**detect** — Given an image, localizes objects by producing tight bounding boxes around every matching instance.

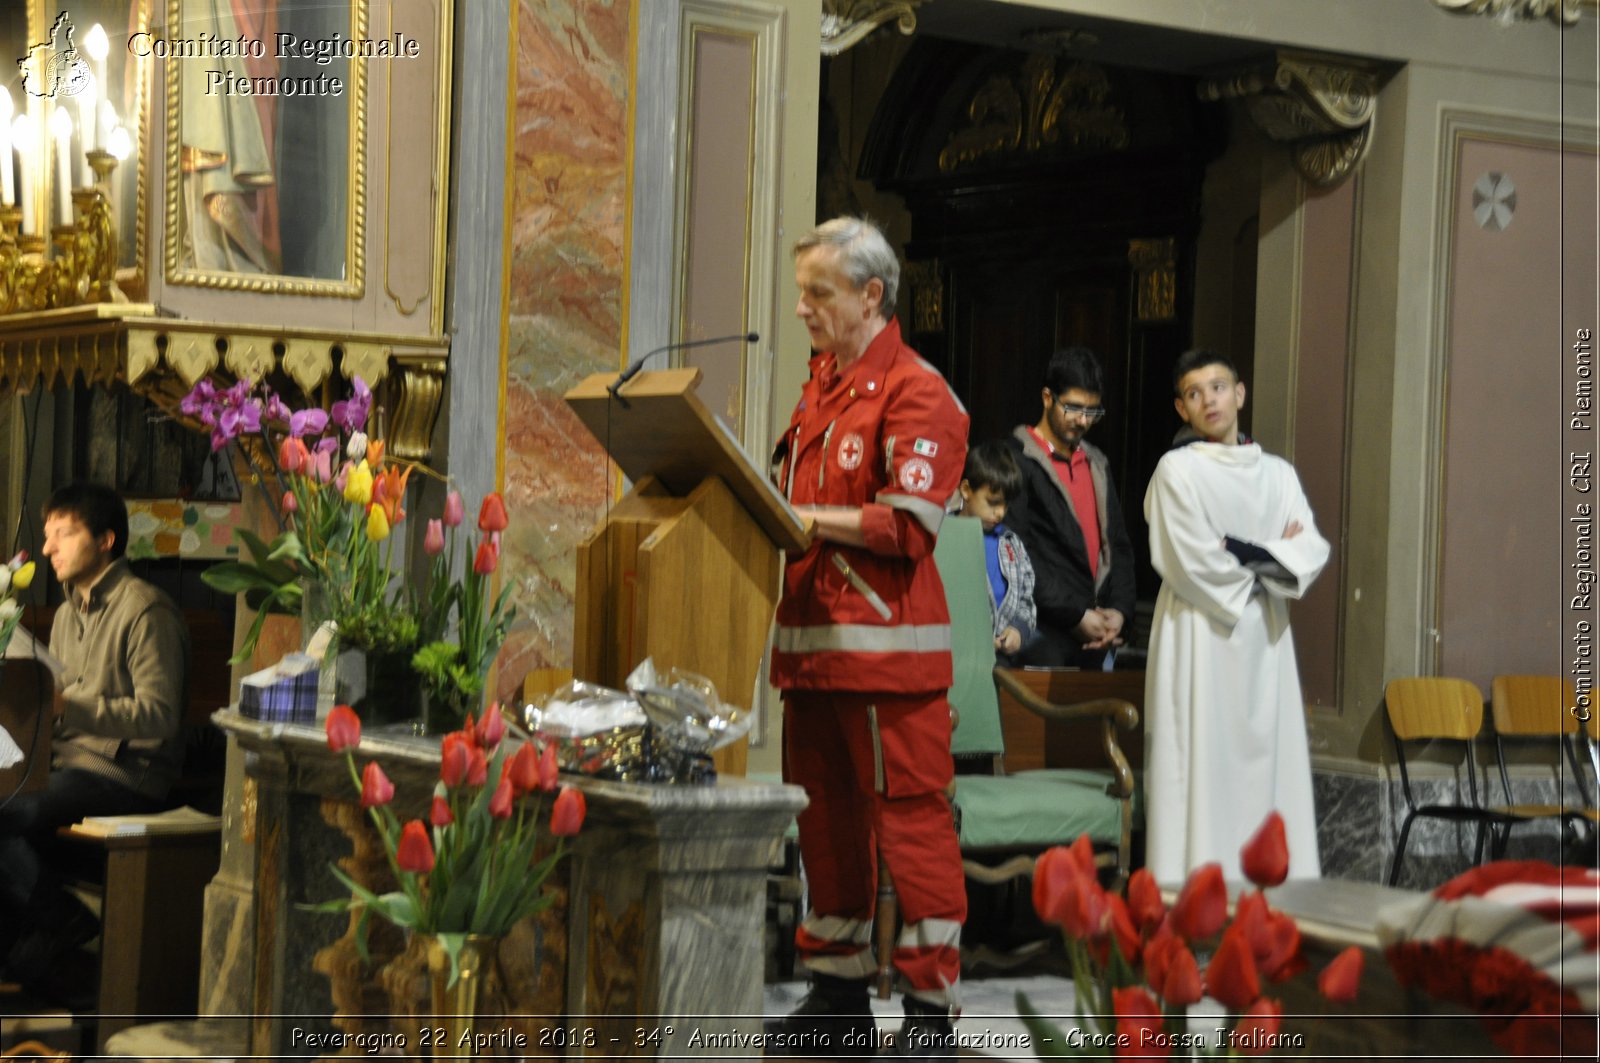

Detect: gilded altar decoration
[1432,0,1584,25]
[1128,238,1177,323]
[819,0,926,56]
[1019,813,1367,1058]
[1200,51,1381,187]
[940,55,1128,174]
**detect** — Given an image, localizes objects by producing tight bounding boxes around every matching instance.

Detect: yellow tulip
[344,460,374,506]
[11,560,34,590]
[366,503,391,542]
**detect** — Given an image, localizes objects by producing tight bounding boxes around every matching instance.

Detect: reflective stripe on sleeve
[773,623,953,655]
[876,491,947,535]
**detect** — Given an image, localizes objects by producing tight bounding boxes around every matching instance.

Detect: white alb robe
[1143,442,1329,885]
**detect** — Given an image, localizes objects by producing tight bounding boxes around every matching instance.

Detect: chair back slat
[1385,677,1483,740]
[1490,675,1578,736]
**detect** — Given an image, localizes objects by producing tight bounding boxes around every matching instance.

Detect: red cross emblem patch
[837,432,864,471]
[899,457,934,493]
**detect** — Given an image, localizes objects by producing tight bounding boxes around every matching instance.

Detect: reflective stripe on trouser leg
[795,914,876,980]
[895,917,963,1011]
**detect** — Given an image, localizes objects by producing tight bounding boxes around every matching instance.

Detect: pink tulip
[424,519,445,556]
[360,762,395,808]
[282,491,298,515]
[443,490,465,528]
[476,703,506,748]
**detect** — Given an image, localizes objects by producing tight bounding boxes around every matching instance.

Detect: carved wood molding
[1200,51,1381,187]
[1432,0,1584,25]
[940,55,1129,174]
[820,0,925,56]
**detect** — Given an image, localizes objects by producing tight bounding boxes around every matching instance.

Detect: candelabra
[0,152,123,315]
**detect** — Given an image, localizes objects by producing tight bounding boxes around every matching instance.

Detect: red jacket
[771,320,969,693]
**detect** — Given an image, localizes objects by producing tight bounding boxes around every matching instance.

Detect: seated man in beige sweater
[0,482,189,1003]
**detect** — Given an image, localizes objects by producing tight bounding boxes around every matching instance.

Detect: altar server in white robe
[1144,349,1329,884]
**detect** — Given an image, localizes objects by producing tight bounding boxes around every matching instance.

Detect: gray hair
[793,216,899,321]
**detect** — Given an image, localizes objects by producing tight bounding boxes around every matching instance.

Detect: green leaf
[1016,992,1080,1058]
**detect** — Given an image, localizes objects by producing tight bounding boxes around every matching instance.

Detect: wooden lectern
[565,368,808,776]
[0,658,54,795]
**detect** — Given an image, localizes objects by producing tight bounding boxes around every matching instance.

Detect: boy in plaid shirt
[957,440,1036,664]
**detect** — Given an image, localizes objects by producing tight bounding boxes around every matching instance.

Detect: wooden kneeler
[565,367,808,776]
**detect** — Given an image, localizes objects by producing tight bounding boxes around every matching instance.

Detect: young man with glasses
[1004,346,1136,669]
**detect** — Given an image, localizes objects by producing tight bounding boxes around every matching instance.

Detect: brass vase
[425,934,501,1059]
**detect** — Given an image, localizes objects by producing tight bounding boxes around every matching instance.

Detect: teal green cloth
[934,515,1005,758]
[954,770,1130,851]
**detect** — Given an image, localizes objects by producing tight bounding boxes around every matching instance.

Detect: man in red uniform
[768,217,968,1061]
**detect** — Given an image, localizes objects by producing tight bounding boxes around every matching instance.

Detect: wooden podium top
[566,368,808,554]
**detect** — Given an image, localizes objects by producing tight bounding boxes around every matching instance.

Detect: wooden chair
[934,517,1142,970]
[1486,675,1599,858]
[1384,677,1517,886]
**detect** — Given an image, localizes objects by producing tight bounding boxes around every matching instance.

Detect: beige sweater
[50,559,190,799]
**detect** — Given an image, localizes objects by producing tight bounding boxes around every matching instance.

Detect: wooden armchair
[933,518,1144,970]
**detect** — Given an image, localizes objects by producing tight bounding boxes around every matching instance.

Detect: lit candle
[51,105,72,223]
[76,85,96,186]
[13,113,35,232]
[83,25,109,158]
[0,90,13,209]
[100,101,118,161]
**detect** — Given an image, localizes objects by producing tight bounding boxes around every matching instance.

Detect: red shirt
[1028,427,1101,579]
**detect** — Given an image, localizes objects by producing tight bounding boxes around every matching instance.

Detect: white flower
[0,568,10,596]
[0,599,18,620]
[346,431,369,461]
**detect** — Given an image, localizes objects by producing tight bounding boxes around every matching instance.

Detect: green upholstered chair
[934,516,1142,968]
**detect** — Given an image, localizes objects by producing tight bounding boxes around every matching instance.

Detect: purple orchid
[289,406,330,438]
[331,377,372,433]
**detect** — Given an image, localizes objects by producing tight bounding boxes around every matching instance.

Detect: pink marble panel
[497,0,630,701]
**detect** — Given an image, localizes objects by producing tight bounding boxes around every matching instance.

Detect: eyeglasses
[1053,398,1106,422]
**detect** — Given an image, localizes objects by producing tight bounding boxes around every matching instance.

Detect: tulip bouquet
[1021,813,1364,1058]
[315,702,587,984]
[0,551,38,656]
[410,490,517,731]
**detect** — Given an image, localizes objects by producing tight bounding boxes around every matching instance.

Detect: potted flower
[314,702,586,1052]
[411,491,517,733]
[0,551,38,657]
[1021,813,1365,1058]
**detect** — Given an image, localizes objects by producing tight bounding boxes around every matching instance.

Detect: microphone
[608,332,761,404]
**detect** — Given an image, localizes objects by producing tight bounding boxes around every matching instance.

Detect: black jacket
[1004,425,1137,667]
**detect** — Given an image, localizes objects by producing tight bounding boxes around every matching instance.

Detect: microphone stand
[607,332,760,408]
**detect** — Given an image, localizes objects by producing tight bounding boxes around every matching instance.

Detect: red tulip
[508,742,541,795]
[466,746,489,787]
[360,762,395,808]
[478,492,509,532]
[1171,863,1227,941]
[1232,997,1283,1056]
[537,742,560,792]
[551,786,586,836]
[1126,868,1165,934]
[1066,833,1097,877]
[1257,909,1307,982]
[473,539,499,575]
[424,518,445,556]
[1317,945,1365,1003]
[443,490,465,528]
[1156,939,1203,1006]
[1206,923,1262,1011]
[1100,894,1140,965]
[1143,929,1181,994]
[1034,847,1106,939]
[281,490,298,515]
[476,702,506,749]
[439,733,471,787]
[395,820,435,873]
[1111,987,1165,1058]
[325,705,361,752]
[1240,811,1289,888]
[488,776,515,819]
[429,794,453,827]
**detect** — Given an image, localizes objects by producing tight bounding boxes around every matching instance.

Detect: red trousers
[783,690,966,1008]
